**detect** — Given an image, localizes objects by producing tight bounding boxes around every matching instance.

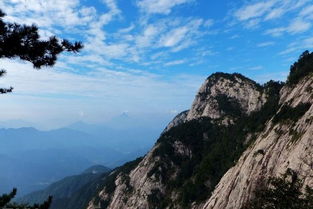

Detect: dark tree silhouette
[287,50,313,85]
[0,9,83,93]
[0,188,52,209]
[0,69,12,94]
[0,188,16,207]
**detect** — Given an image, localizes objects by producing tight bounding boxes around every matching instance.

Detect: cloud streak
[137,0,192,15]
[0,58,203,126]
[234,0,312,34]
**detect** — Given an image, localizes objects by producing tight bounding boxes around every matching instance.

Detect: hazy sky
[0,0,312,128]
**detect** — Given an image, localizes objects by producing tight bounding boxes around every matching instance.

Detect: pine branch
[0,188,17,207]
[0,87,13,94]
[0,69,6,77]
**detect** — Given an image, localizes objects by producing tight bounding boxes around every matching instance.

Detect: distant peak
[82,165,110,174]
[120,112,130,118]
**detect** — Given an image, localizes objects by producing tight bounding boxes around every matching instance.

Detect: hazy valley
[0,115,167,196]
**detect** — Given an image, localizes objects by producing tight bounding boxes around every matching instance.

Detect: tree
[242,169,313,209]
[0,188,52,209]
[0,8,83,209]
[287,50,313,85]
[0,9,83,93]
[0,188,16,207]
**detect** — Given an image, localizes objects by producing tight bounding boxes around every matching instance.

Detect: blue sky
[0,0,312,129]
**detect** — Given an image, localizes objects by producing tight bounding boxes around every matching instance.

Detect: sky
[0,0,313,129]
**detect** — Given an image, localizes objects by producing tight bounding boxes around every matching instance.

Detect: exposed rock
[163,110,189,133]
[201,76,313,209]
[187,73,266,123]
[164,73,267,131]
[87,146,168,209]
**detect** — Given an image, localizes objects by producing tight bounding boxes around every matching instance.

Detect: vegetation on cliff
[287,50,313,85]
[242,169,313,209]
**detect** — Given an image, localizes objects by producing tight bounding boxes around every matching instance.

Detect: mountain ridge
[85,70,285,209]
[18,165,111,209]
[27,51,313,209]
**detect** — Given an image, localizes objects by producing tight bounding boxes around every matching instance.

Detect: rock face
[201,76,313,209]
[164,73,267,132]
[86,72,313,209]
[186,73,266,122]
[163,110,189,133]
[87,145,168,209]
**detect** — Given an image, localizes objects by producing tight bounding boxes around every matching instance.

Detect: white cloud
[0,0,123,64]
[0,58,203,126]
[303,37,313,46]
[265,18,311,36]
[264,27,286,37]
[0,0,214,70]
[245,18,261,29]
[230,34,240,39]
[233,0,312,33]
[0,0,95,28]
[203,19,214,28]
[287,18,311,33]
[137,0,192,15]
[234,1,276,21]
[257,41,275,47]
[264,8,284,20]
[159,27,189,47]
[300,5,313,19]
[135,25,160,48]
[279,37,313,55]
[164,60,186,66]
[91,16,210,64]
[158,19,203,52]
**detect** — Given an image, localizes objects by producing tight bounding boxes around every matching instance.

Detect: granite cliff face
[163,73,267,131]
[186,73,266,122]
[163,110,189,133]
[86,53,313,209]
[201,76,313,209]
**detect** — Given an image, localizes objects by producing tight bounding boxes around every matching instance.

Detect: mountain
[0,120,36,129]
[0,127,145,196]
[83,52,313,209]
[82,165,111,174]
[18,165,111,209]
[66,118,163,154]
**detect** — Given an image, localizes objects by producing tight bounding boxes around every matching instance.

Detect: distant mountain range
[0,120,36,129]
[0,116,165,196]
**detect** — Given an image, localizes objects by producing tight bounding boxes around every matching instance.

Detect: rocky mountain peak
[186,72,266,123]
[163,73,267,132]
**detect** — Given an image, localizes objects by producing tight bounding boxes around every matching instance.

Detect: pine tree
[0,8,83,93]
[0,188,52,209]
[0,188,16,208]
[242,169,313,209]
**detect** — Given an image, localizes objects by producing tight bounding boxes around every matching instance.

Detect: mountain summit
[164,73,267,132]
